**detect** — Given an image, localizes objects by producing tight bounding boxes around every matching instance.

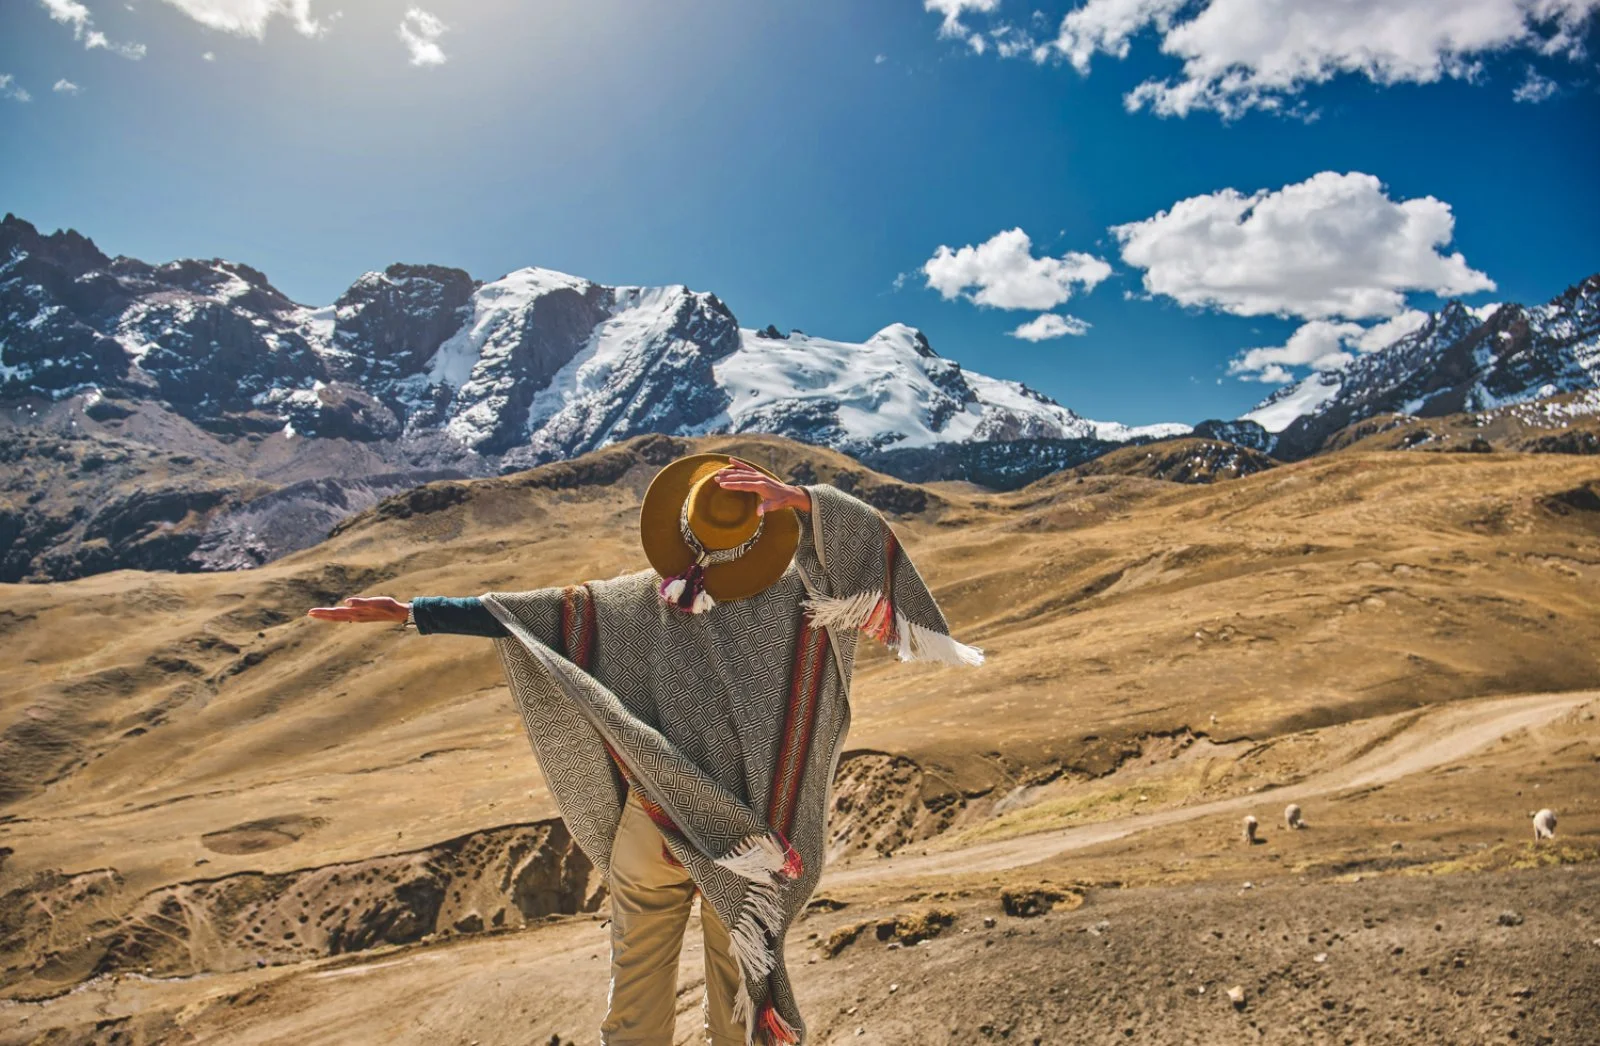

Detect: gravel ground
[799,865,1600,1046]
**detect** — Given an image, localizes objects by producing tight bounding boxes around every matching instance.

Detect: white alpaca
[1242,815,1259,844]
[1533,808,1557,841]
[1285,804,1304,830]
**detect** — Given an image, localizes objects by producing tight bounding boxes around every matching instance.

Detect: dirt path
[827,689,1594,883]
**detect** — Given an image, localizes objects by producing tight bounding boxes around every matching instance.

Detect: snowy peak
[1242,371,1344,434]
[509,281,739,463]
[717,323,999,454]
[712,322,1157,457]
[0,212,1175,471]
[1244,274,1600,457]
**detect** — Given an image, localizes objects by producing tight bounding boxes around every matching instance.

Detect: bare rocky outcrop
[0,819,599,991]
[827,752,974,859]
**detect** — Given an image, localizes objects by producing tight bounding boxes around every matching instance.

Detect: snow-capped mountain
[1242,276,1600,458]
[0,214,1171,467]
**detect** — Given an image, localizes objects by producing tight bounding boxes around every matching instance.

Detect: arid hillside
[3,433,1598,1044]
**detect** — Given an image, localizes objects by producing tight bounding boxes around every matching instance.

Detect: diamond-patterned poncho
[481,483,982,1044]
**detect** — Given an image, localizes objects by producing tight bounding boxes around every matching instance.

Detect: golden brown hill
[3,433,1600,1024]
[1066,436,1277,483]
[1324,388,1600,456]
[5,431,1600,843]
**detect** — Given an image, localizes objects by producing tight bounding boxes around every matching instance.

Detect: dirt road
[827,690,1594,883]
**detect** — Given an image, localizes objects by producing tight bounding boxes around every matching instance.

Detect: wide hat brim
[639,453,800,603]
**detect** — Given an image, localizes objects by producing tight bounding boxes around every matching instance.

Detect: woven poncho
[480,483,982,1045]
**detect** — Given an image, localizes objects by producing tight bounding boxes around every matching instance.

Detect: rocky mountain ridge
[1242,275,1600,458]
[3,212,1598,582]
[0,214,1174,464]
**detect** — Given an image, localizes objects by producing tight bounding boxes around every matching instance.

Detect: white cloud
[87,31,146,58]
[39,0,92,35]
[202,51,216,61]
[924,228,1113,311]
[1230,319,1367,378]
[991,23,1043,59]
[1112,171,1494,320]
[1053,0,1187,73]
[1245,364,1294,384]
[398,7,447,67]
[157,0,326,38]
[1,74,33,103]
[874,53,887,64]
[1229,309,1430,381]
[53,78,82,94]
[1348,308,1430,351]
[38,0,145,58]
[977,0,1600,118]
[925,0,999,52]
[1512,67,1558,101]
[1010,313,1092,341]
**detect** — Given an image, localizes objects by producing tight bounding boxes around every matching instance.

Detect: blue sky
[2,0,1598,425]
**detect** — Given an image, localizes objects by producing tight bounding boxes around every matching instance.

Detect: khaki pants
[601,794,744,1046]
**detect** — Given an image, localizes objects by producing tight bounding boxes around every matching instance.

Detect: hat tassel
[659,559,717,615]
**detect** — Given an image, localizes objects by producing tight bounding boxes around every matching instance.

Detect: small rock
[886,942,901,950]
[983,916,996,929]
[1242,882,1254,890]
[1498,911,1524,927]
[1227,985,1246,1009]
[1391,841,1404,851]
[889,983,899,994]
[855,1028,864,1037]
[1313,953,1327,963]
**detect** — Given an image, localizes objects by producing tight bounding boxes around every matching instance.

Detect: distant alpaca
[1533,809,1557,841]
[1242,815,1260,844]
[1285,804,1304,830]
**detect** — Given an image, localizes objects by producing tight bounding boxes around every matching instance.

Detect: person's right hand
[306,596,410,624]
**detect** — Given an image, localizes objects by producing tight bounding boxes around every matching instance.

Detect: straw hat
[640,453,800,612]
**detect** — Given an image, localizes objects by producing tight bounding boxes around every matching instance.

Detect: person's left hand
[713,458,810,515]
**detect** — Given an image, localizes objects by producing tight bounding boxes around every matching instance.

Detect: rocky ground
[2,434,1599,1044]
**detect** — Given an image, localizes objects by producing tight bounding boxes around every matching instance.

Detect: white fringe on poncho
[482,483,982,1044]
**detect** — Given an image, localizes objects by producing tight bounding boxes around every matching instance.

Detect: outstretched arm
[306,595,509,637]
[306,596,410,625]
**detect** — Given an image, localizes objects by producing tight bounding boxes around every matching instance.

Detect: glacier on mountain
[1,210,1184,466]
[1239,276,1600,455]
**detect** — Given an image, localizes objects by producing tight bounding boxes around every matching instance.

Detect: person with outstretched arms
[308,454,982,1046]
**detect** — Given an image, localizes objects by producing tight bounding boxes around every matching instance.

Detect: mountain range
[0,214,1178,463]
[1,212,1596,581]
[1243,280,1600,458]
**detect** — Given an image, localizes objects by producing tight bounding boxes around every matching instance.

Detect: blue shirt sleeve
[410,596,508,638]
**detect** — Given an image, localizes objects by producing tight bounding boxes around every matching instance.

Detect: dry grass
[2,432,1600,1042]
